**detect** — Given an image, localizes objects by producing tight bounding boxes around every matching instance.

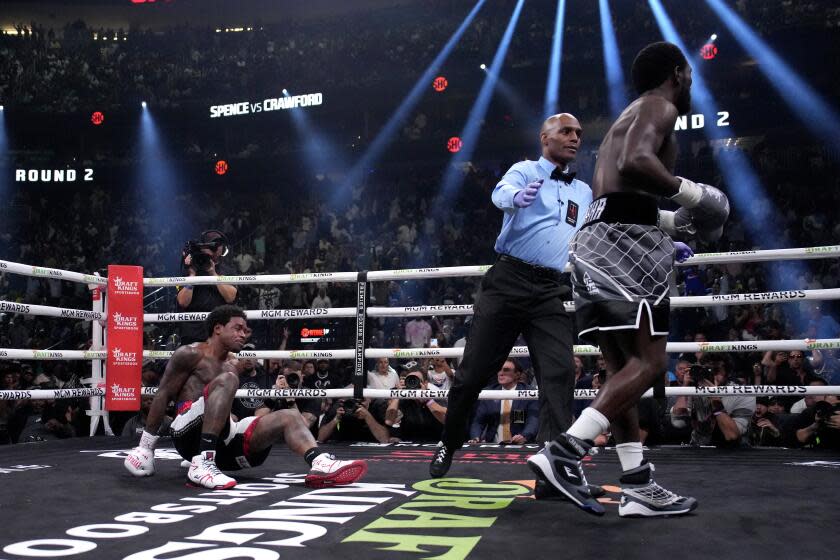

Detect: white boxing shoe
[618,462,698,518]
[305,453,367,488]
[187,451,237,489]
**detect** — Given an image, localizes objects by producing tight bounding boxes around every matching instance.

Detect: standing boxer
[528,42,727,517]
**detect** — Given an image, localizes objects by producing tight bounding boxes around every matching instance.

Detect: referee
[430,113,592,477]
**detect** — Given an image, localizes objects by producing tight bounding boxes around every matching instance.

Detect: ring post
[87,272,111,435]
[353,271,368,400]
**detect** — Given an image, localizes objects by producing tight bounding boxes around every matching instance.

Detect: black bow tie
[551,168,576,184]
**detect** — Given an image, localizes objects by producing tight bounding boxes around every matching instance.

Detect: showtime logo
[301,326,329,343]
[112,276,141,295]
[110,383,137,401]
[111,312,139,331]
[111,347,138,365]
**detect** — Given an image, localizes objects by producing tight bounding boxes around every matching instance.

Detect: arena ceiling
[1,0,423,32]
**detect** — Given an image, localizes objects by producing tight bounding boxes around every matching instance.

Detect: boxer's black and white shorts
[570,219,675,345]
[171,397,271,470]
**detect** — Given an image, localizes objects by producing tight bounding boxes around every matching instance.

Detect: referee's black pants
[442,256,576,449]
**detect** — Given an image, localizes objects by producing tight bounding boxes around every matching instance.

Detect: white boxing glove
[124,431,158,477]
[658,208,696,240]
[671,177,729,241]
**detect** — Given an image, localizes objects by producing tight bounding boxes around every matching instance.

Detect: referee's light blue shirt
[492,156,593,271]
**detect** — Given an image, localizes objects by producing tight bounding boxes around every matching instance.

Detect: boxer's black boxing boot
[534,478,606,500]
[527,434,605,516]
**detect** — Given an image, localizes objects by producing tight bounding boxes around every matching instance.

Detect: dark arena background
[1,1,840,559]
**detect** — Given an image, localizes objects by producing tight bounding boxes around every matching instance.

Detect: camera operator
[792,393,840,450]
[266,358,285,384]
[317,391,390,443]
[387,366,446,442]
[257,369,321,433]
[670,356,755,448]
[176,230,238,345]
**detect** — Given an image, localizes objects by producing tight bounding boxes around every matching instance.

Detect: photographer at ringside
[176,230,238,345]
[386,365,446,442]
[669,355,755,448]
[791,393,840,450]
[257,368,322,433]
[317,390,390,443]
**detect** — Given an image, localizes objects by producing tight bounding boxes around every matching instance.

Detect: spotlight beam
[704,0,840,153]
[599,0,628,118]
[647,0,801,285]
[137,107,187,269]
[441,0,526,199]
[335,0,487,199]
[286,90,345,175]
[543,0,567,118]
[496,76,541,126]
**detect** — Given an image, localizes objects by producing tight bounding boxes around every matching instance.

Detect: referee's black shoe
[429,441,454,478]
[527,434,605,516]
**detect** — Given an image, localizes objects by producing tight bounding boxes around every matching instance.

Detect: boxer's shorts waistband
[581,192,659,229]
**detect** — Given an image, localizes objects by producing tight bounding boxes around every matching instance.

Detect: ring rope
[3,286,838,325]
[2,338,838,362]
[141,245,840,286]
[0,259,107,285]
[143,308,357,323]
[144,271,359,287]
[365,288,840,318]
[3,385,840,401]
[137,288,840,323]
[5,246,838,288]
[361,386,840,399]
[0,300,105,321]
[0,349,102,360]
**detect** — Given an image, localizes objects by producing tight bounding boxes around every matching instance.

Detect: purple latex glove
[674,241,694,263]
[513,179,543,208]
